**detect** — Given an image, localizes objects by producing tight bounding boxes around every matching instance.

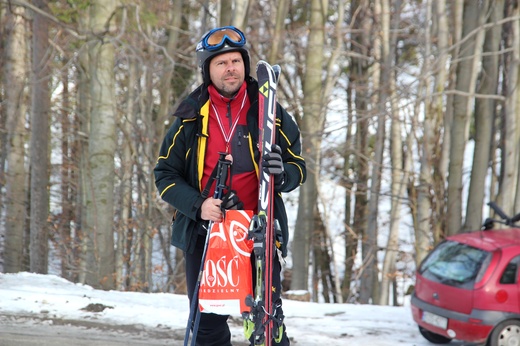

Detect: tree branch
[4,0,85,39]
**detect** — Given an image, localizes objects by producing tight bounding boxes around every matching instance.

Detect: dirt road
[0,314,181,346]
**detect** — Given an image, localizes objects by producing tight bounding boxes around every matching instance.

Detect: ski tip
[273,65,281,82]
[256,61,282,82]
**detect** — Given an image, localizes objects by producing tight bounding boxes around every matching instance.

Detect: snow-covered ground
[0,272,450,345]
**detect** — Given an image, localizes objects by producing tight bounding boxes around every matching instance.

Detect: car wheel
[418,326,452,344]
[490,320,520,346]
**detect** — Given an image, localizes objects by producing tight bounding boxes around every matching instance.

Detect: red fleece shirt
[202,82,258,211]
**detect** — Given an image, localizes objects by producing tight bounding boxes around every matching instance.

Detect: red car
[411,203,520,346]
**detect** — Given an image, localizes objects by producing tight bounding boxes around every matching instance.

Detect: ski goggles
[200,26,246,52]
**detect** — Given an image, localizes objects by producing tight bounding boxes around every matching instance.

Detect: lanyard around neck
[211,91,248,152]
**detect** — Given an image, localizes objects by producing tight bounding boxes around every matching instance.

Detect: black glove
[221,190,244,210]
[263,144,285,191]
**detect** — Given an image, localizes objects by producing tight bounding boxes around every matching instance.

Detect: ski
[244,60,281,346]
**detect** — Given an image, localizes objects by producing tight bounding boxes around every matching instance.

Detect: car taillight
[495,289,508,303]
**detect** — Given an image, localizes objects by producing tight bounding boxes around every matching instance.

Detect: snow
[0,272,441,345]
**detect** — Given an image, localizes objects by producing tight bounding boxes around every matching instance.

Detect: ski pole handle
[214,152,232,200]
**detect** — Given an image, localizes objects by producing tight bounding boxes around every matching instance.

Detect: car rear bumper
[411,292,494,343]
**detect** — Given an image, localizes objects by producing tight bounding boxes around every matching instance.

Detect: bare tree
[511,3,520,211]
[220,0,232,26]
[57,56,78,281]
[345,0,372,303]
[218,0,250,29]
[3,4,29,273]
[268,0,289,64]
[83,0,118,290]
[116,57,137,289]
[500,0,520,213]
[29,0,50,274]
[0,3,6,231]
[415,0,451,264]
[378,0,405,306]
[233,0,250,29]
[435,0,463,242]
[359,0,388,305]
[292,0,328,292]
[341,85,356,302]
[447,0,488,236]
[76,3,91,284]
[464,0,504,231]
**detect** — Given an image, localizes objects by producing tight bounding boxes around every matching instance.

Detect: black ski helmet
[196,26,251,85]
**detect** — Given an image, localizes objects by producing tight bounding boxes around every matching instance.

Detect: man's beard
[216,74,242,98]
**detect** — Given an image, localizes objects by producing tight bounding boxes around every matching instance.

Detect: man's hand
[221,190,243,210]
[200,197,223,222]
[263,144,284,175]
[263,144,285,190]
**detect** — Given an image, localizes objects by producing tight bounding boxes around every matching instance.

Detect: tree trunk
[84,0,118,290]
[76,12,91,284]
[140,62,157,293]
[58,59,76,281]
[348,0,372,303]
[379,0,404,306]
[29,0,50,274]
[341,83,356,302]
[515,24,520,211]
[292,0,328,293]
[219,0,232,27]
[117,59,137,289]
[447,0,487,236]
[465,0,504,231]
[431,0,463,244]
[512,2,520,210]
[152,0,189,292]
[313,203,340,303]
[268,0,289,63]
[360,0,384,304]
[415,0,450,265]
[155,0,183,142]
[0,1,5,215]
[232,0,250,30]
[500,0,520,214]
[4,4,28,273]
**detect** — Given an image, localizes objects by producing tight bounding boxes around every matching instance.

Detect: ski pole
[184,152,231,346]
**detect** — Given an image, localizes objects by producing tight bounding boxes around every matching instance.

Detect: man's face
[209,51,245,98]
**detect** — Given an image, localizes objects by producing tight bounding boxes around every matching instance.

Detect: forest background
[1,0,519,307]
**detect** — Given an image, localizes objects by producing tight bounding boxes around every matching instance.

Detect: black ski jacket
[154,76,306,256]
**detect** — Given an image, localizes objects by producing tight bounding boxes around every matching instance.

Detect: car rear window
[500,256,520,284]
[419,240,491,289]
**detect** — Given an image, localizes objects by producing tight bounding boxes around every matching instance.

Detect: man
[154,26,306,346]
